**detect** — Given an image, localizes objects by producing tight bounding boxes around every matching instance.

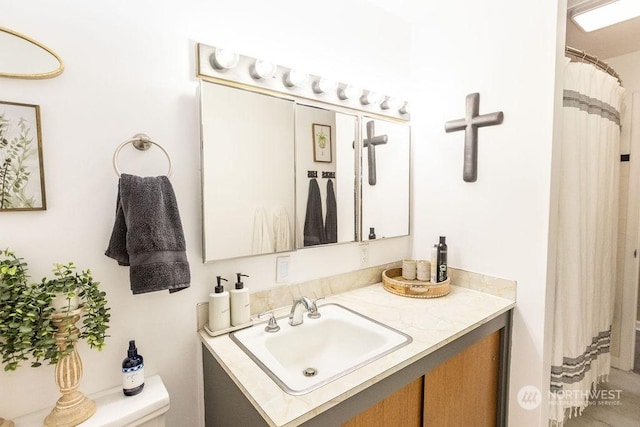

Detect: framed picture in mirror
[312,123,332,163]
[0,100,46,211]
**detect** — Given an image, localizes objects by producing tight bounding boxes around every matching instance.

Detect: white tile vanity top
[199,283,515,427]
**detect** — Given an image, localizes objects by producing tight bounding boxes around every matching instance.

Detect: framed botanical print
[0,101,46,211]
[312,123,332,163]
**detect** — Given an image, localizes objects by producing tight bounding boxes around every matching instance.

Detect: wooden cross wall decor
[444,92,504,182]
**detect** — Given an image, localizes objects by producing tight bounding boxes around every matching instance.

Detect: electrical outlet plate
[276,256,290,283]
[359,243,369,268]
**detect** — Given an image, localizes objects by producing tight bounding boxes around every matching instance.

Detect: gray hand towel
[105,174,190,294]
[325,179,337,244]
[303,178,325,247]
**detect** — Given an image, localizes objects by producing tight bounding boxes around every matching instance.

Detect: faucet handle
[258,311,280,333]
[307,297,324,319]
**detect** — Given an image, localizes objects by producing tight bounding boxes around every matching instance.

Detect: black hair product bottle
[437,236,448,283]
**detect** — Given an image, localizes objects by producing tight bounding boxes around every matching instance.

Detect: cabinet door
[342,377,423,427]
[423,331,500,426]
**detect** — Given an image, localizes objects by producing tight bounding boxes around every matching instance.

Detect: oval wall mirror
[0,26,64,79]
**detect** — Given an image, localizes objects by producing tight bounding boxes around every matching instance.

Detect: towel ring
[113,133,173,177]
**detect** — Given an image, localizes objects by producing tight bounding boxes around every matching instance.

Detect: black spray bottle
[437,236,448,283]
[122,340,144,396]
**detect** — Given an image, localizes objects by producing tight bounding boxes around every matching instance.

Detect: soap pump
[209,276,230,332]
[230,273,250,326]
[122,340,144,396]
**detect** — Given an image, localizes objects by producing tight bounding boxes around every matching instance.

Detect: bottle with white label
[230,273,250,326]
[209,276,230,332]
[122,340,144,396]
[430,244,438,282]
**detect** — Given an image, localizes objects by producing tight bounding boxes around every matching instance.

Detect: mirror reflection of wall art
[0,101,46,211]
[312,123,332,163]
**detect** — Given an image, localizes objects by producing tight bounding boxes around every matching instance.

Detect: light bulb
[211,48,240,70]
[284,69,309,87]
[338,85,362,100]
[361,91,383,105]
[381,97,402,110]
[313,78,337,94]
[250,59,277,79]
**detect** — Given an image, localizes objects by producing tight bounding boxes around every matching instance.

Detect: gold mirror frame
[0,26,64,79]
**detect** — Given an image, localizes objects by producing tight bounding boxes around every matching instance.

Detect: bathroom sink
[229,303,412,395]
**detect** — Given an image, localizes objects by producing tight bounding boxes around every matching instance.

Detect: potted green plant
[41,261,111,357]
[0,249,110,371]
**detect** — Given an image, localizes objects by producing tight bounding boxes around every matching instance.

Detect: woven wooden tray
[382,267,450,298]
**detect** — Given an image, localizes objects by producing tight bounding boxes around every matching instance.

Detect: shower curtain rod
[565,46,622,85]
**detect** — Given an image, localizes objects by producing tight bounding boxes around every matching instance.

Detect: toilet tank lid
[79,374,170,427]
[12,374,170,427]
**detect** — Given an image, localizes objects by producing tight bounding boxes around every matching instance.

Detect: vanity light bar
[196,43,410,121]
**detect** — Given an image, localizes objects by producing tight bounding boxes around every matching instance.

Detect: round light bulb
[339,85,362,100]
[211,48,240,70]
[284,69,309,87]
[313,78,337,94]
[250,59,277,79]
[381,97,402,110]
[362,91,384,105]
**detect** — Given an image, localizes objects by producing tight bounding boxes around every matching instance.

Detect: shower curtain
[549,60,625,425]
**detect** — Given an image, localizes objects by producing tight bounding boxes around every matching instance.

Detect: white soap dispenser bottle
[209,276,230,332]
[230,273,250,326]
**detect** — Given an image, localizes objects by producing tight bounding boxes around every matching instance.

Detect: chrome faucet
[289,297,313,326]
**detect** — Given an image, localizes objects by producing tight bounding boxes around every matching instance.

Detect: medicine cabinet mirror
[200,82,410,263]
[361,117,411,240]
[295,104,357,248]
[201,82,295,261]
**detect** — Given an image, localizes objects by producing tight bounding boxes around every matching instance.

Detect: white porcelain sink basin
[230,303,412,395]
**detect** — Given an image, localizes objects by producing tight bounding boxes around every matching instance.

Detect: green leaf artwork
[316,128,327,149]
[0,101,45,211]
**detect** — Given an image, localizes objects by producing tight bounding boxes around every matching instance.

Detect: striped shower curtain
[549,60,625,425]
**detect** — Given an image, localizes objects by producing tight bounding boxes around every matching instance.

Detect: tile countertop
[199,283,515,427]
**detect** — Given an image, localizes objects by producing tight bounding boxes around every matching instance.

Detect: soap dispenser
[209,276,230,332]
[230,273,250,326]
[122,340,144,396]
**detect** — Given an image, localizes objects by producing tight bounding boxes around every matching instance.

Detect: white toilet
[13,374,170,427]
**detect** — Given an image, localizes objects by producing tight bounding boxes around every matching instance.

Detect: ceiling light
[312,78,336,94]
[399,102,410,115]
[338,85,362,100]
[250,59,277,79]
[211,48,240,70]
[361,91,384,105]
[284,69,309,87]
[571,0,640,32]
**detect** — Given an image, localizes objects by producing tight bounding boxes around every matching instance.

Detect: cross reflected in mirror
[445,93,504,182]
[363,120,388,186]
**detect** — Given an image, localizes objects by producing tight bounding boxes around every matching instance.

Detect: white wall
[608,50,640,95]
[0,0,412,424]
[408,0,565,425]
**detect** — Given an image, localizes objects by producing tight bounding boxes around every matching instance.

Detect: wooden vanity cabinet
[342,330,502,427]
[342,377,424,427]
[423,330,501,426]
[202,310,511,427]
